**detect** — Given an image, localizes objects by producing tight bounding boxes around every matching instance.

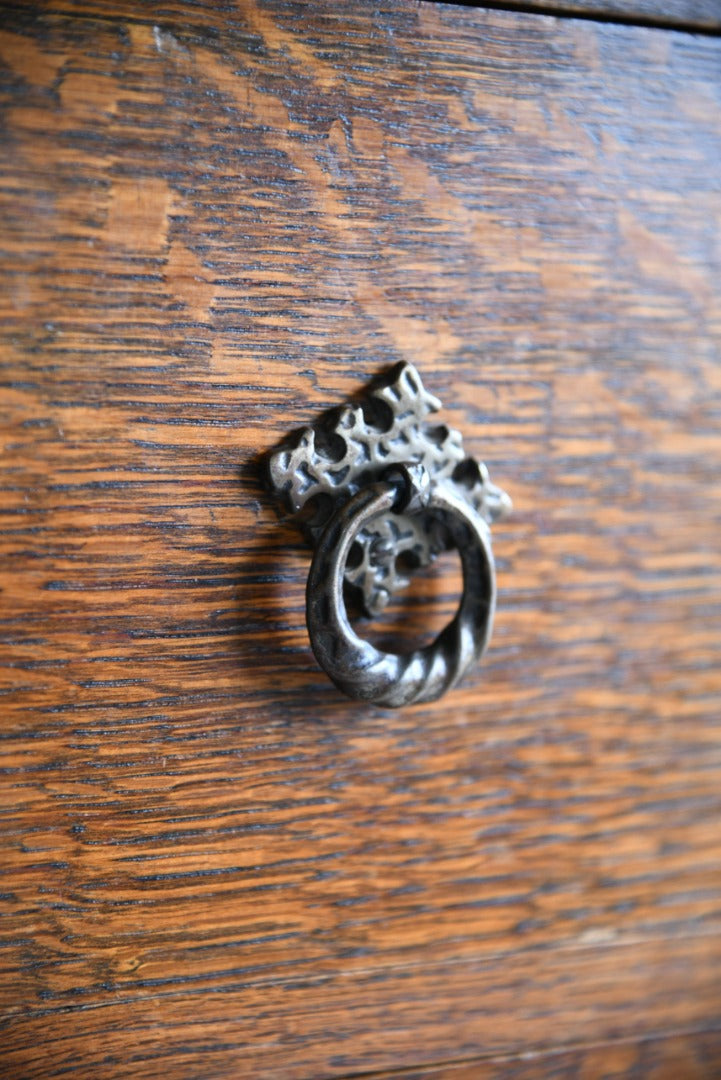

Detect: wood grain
[478,0,721,32]
[1,1,721,1077]
[367,1029,721,1079]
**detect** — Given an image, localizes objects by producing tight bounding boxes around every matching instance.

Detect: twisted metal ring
[306,464,497,708]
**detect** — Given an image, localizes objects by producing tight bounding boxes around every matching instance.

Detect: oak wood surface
[368,1030,721,1080]
[1,1,721,1077]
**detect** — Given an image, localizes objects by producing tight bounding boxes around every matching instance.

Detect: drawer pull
[267,363,510,706]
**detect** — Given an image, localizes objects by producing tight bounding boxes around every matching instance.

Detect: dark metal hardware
[266,362,510,706]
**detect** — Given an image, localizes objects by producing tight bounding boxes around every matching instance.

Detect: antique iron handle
[306,463,496,707]
[266,363,510,707]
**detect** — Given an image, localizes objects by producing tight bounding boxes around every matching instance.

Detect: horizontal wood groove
[348,1026,721,1079]
[2,0,720,35]
[1,0,720,39]
[346,1030,721,1078]
[438,1,721,34]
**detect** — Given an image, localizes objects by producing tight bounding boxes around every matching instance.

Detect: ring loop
[306,473,497,707]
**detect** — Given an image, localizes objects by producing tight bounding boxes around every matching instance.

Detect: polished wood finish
[369,1031,721,1079]
[1,2,721,1077]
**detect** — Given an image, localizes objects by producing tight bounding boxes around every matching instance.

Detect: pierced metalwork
[265,362,510,706]
[267,362,510,617]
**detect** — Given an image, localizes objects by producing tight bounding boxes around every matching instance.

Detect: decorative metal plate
[266,362,510,617]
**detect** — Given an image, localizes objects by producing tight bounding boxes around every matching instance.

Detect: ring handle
[306,464,496,708]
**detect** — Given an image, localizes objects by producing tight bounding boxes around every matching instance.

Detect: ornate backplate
[266,362,510,617]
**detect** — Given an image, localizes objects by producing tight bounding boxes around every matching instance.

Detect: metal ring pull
[306,464,496,707]
[266,362,510,707]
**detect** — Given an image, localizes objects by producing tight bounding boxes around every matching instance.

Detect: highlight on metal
[266,362,511,707]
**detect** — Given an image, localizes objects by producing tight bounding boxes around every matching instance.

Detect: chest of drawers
[2,1,720,1076]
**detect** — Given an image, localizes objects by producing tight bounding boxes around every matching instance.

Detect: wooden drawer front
[1,2,720,1076]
